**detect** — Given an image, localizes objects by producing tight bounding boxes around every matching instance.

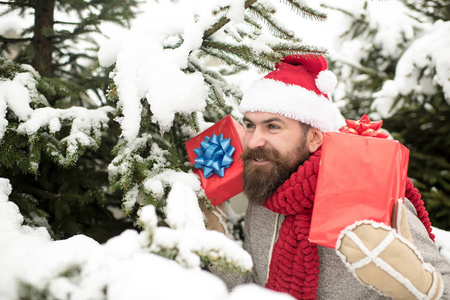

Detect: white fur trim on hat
[316,70,337,95]
[239,79,337,132]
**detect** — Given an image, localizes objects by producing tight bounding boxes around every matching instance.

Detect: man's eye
[245,123,255,129]
[268,124,279,130]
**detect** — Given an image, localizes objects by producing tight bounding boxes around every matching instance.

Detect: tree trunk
[33,0,55,78]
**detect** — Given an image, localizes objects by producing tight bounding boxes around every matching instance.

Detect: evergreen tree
[322,0,450,230]
[0,0,141,242]
[321,0,425,120]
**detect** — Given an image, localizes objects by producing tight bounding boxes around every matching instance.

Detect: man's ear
[308,128,323,153]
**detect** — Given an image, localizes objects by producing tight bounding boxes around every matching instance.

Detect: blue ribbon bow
[193,133,235,178]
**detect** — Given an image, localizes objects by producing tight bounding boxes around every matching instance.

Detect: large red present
[185,115,245,206]
[309,115,410,248]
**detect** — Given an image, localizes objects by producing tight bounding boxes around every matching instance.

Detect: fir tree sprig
[248,2,296,39]
[283,0,328,21]
[202,0,258,39]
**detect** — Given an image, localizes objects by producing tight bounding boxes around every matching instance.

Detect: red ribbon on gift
[339,114,389,139]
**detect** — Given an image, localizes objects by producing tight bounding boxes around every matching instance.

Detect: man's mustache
[240,148,283,163]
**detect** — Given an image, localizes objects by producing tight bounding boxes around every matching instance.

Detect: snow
[434,227,450,263]
[98,0,221,137]
[292,0,424,58]
[364,0,421,57]
[373,20,450,116]
[165,182,205,230]
[0,66,114,167]
[17,106,113,161]
[144,169,202,196]
[122,184,140,212]
[0,73,34,139]
[282,0,450,118]
[97,0,316,139]
[0,178,267,300]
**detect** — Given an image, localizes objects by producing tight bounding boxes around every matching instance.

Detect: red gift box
[185,115,245,206]
[309,117,409,248]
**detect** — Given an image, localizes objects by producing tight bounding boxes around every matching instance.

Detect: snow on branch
[0,178,260,299]
[140,182,253,272]
[372,21,450,117]
[98,0,316,140]
[0,66,114,168]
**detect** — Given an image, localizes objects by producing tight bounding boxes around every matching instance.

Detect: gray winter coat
[214,199,450,299]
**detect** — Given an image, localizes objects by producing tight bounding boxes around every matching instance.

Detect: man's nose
[245,129,266,149]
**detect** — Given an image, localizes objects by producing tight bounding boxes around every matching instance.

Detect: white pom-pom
[316,70,337,95]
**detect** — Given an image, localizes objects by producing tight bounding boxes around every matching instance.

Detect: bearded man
[205,55,450,299]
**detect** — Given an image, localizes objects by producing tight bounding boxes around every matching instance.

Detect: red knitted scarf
[263,149,435,300]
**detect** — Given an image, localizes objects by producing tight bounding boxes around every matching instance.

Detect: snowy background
[1,0,450,299]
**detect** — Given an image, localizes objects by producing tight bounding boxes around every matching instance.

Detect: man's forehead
[243,111,290,123]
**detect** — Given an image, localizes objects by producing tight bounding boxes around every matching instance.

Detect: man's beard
[241,142,310,205]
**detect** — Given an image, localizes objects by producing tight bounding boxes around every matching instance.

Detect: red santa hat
[239,54,338,132]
